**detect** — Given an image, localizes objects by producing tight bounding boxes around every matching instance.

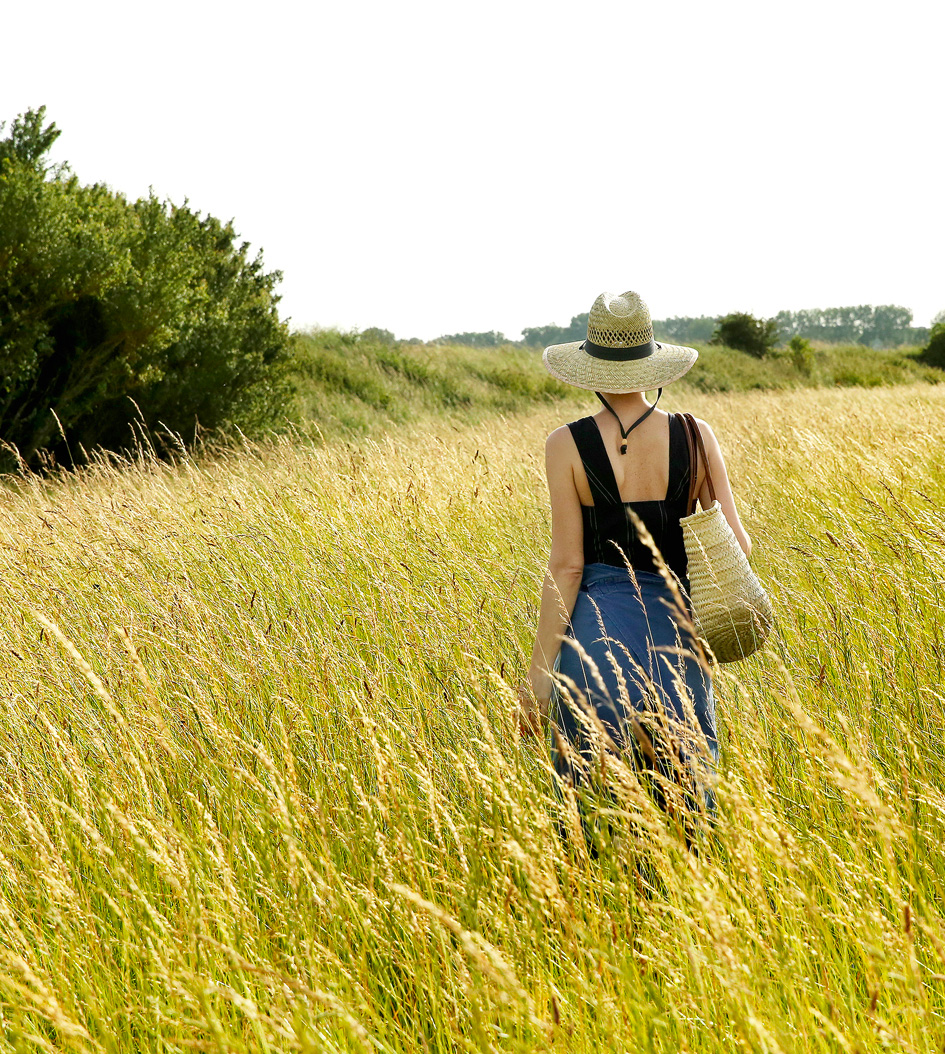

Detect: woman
[518,291,752,837]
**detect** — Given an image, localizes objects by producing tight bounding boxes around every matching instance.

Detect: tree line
[433,306,933,350]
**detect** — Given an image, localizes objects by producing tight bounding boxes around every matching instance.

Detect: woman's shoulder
[545,422,578,453]
[674,413,725,464]
[692,415,719,441]
[672,410,718,436]
[546,412,601,445]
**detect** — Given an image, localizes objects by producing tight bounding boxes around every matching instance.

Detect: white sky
[3,0,943,339]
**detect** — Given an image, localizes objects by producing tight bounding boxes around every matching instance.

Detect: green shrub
[788,335,816,376]
[710,312,780,358]
[374,346,434,385]
[463,361,569,402]
[373,345,473,406]
[300,346,393,409]
[0,107,290,470]
[919,322,945,370]
[832,368,883,388]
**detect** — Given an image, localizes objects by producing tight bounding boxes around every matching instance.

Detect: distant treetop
[521,314,588,348]
[432,330,510,348]
[774,305,926,347]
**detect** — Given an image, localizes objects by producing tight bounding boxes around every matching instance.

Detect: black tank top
[566,413,692,587]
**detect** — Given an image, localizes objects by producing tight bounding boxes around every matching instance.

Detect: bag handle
[683,414,699,515]
[682,412,717,512]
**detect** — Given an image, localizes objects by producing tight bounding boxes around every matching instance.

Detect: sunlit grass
[1,383,945,1051]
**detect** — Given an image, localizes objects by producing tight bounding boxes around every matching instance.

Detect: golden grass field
[1,383,945,1052]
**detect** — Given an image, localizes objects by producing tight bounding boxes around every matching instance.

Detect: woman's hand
[517,685,542,736]
[517,670,551,737]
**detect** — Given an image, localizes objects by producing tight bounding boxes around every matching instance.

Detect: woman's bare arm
[520,427,585,732]
[695,418,752,559]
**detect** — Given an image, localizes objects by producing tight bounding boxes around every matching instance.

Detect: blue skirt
[551,563,719,818]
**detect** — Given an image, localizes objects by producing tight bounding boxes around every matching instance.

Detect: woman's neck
[595,391,653,415]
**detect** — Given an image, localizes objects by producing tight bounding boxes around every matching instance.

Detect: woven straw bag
[679,413,773,663]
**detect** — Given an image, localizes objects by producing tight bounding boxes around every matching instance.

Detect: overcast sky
[3,0,943,340]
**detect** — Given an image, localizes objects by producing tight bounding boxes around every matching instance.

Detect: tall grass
[1,384,945,1050]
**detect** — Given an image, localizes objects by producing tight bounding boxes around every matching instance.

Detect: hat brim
[542,339,698,393]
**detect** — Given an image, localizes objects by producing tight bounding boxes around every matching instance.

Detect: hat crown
[587,291,653,348]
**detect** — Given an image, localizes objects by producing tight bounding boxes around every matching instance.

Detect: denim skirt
[551,563,719,816]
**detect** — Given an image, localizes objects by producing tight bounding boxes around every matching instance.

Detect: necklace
[595,388,663,454]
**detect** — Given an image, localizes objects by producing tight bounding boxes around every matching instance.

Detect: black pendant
[596,388,664,458]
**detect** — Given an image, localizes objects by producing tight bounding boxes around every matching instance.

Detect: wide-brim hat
[542,290,698,393]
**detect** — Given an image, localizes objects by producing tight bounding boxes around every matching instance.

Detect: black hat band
[581,337,657,361]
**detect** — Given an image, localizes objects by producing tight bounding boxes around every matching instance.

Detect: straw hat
[542,291,698,393]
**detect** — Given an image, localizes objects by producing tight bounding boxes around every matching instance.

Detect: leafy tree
[867,305,914,346]
[652,316,719,345]
[774,304,925,347]
[710,313,779,358]
[433,330,511,348]
[0,106,291,470]
[919,319,945,370]
[359,327,395,344]
[521,313,588,348]
[0,107,62,173]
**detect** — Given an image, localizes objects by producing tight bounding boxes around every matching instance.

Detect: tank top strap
[566,417,622,506]
[666,412,692,505]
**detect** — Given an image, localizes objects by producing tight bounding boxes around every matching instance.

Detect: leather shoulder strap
[566,417,621,506]
[682,413,717,509]
[682,414,698,515]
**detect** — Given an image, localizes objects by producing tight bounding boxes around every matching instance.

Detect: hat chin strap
[595,388,662,454]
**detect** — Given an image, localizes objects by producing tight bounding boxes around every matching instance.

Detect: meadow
[1,381,945,1051]
[289,329,941,439]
